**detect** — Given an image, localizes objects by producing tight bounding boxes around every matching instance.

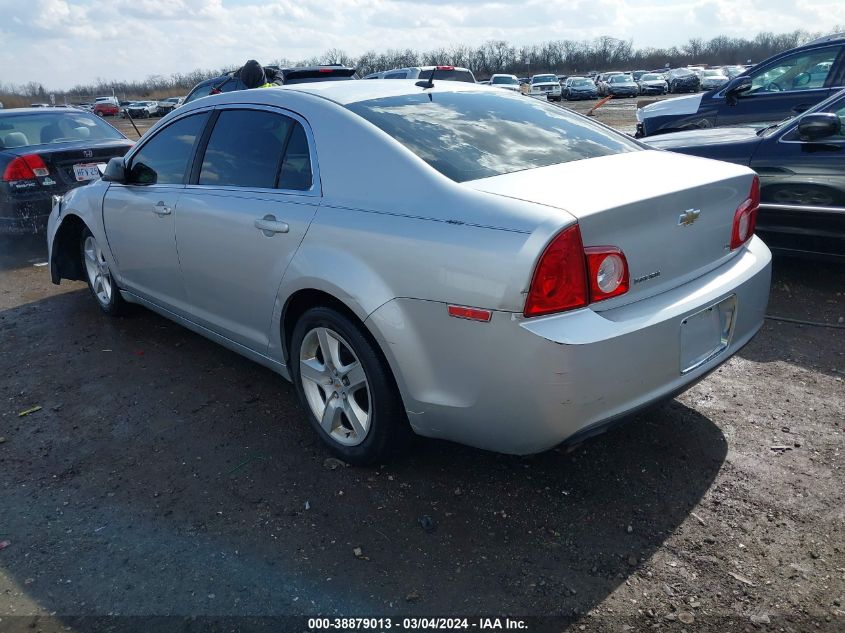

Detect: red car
[93,102,118,117]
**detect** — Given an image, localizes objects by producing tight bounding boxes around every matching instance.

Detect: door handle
[152,201,172,216]
[254,215,290,235]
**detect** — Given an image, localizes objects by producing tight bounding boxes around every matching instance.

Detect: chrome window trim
[185,102,322,198]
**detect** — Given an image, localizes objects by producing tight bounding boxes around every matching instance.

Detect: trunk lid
[463,149,756,307]
[6,140,133,188]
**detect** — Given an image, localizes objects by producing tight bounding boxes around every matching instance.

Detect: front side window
[347,91,640,182]
[749,46,841,93]
[127,113,208,185]
[199,109,292,188]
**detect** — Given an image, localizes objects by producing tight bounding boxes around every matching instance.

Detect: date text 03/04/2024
[307,617,529,630]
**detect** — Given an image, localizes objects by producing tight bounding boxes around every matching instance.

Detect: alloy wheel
[299,326,371,446]
[83,235,113,307]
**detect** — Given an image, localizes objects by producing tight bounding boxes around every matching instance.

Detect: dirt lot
[0,101,843,632]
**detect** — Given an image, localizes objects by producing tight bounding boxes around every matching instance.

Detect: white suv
[527,74,562,101]
[363,65,476,83]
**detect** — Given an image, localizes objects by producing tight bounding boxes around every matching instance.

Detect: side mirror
[725,76,752,105]
[102,157,126,183]
[796,112,841,141]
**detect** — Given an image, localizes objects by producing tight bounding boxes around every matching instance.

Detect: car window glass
[199,109,291,188]
[749,47,841,94]
[347,91,640,182]
[385,72,407,79]
[278,122,313,191]
[185,84,213,104]
[127,113,207,185]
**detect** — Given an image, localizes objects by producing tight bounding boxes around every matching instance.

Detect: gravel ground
[0,98,843,633]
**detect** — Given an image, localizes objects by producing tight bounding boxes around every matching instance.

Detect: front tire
[81,227,124,316]
[290,306,410,465]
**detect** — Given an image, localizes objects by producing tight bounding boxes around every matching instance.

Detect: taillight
[318,68,334,73]
[524,226,630,317]
[524,225,589,317]
[730,176,760,250]
[2,154,49,181]
[585,247,629,301]
[436,66,455,71]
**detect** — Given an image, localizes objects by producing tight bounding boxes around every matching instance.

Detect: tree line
[0,29,838,105]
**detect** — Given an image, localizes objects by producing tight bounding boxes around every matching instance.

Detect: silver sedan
[47,81,772,464]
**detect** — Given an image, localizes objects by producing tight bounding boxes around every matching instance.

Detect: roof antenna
[416,66,436,89]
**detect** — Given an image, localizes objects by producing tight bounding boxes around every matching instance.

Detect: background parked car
[667,68,701,93]
[123,101,158,118]
[646,87,845,261]
[595,72,625,95]
[93,101,119,117]
[700,68,730,90]
[156,97,183,116]
[488,74,521,92]
[637,72,668,95]
[362,65,475,82]
[562,77,599,100]
[637,33,845,137]
[185,64,358,104]
[0,108,132,234]
[527,74,562,100]
[604,74,639,97]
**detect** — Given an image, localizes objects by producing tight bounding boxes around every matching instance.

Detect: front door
[103,112,209,312]
[716,44,843,127]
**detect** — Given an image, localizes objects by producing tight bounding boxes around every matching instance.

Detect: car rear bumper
[367,236,772,454]
[0,195,53,234]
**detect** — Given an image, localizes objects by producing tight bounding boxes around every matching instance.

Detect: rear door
[175,106,319,353]
[103,111,209,312]
[715,44,844,127]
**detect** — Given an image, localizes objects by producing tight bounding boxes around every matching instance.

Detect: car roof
[0,107,95,116]
[263,78,489,106]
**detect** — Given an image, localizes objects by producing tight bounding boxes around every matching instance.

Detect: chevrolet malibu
[46,81,772,464]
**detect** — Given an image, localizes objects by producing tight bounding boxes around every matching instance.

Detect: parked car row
[82,96,185,118]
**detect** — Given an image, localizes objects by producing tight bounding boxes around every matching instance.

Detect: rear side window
[385,72,408,79]
[347,91,639,182]
[128,113,208,185]
[197,109,312,191]
[199,109,292,188]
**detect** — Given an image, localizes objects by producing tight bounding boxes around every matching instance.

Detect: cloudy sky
[0,0,839,89]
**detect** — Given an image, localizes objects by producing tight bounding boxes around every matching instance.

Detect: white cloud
[0,0,838,90]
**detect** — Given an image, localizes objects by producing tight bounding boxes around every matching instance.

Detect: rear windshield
[0,111,125,148]
[420,69,475,83]
[532,75,558,83]
[491,76,518,85]
[346,91,640,182]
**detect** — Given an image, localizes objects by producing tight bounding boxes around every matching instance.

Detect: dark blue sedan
[0,108,133,234]
[647,88,845,262]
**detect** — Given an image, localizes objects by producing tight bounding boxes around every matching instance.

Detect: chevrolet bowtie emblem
[678,208,701,226]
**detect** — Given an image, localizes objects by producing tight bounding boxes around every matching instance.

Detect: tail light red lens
[2,154,49,181]
[524,225,630,317]
[524,225,589,317]
[730,176,760,250]
[585,247,629,301]
[436,66,455,71]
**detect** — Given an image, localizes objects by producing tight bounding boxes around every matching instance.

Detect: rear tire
[290,306,411,465]
[80,227,124,316]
